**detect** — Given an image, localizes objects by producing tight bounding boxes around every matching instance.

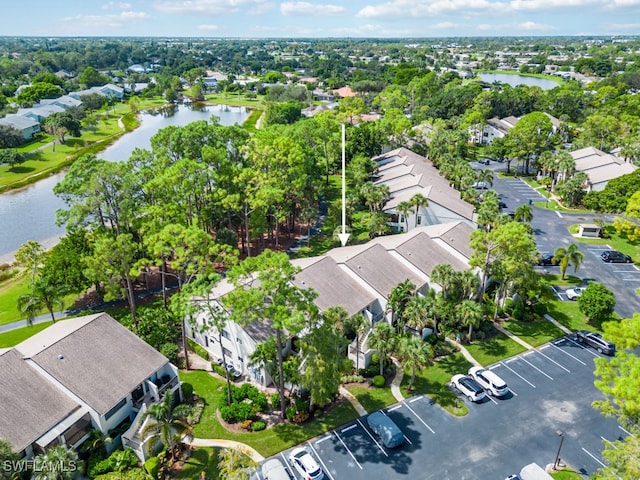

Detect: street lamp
[554,430,565,470]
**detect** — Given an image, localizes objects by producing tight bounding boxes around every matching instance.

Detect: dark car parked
[576,331,616,355]
[537,253,557,266]
[600,250,632,263]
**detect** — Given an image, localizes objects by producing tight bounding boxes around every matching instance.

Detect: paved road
[256,335,626,480]
[487,172,640,320]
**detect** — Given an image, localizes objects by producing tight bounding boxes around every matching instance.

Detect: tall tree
[577,282,616,322]
[457,299,484,341]
[396,200,412,232]
[386,280,415,332]
[17,276,64,324]
[553,243,584,280]
[140,390,192,458]
[397,334,433,391]
[430,264,459,301]
[217,448,257,480]
[225,250,318,417]
[410,193,428,228]
[31,445,79,480]
[513,203,533,223]
[367,321,396,376]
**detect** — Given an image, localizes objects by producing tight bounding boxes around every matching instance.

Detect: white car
[451,374,486,402]
[289,447,324,480]
[468,366,510,397]
[472,181,489,189]
[565,287,583,300]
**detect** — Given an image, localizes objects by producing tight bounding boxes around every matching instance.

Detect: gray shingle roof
[293,257,377,317]
[0,349,80,452]
[395,232,469,273]
[15,313,169,415]
[0,114,40,129]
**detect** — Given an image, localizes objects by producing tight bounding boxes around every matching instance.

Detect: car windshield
[461,378,481,392]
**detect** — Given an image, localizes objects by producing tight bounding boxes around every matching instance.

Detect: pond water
[0,104,249,262]
[477,73,559,90]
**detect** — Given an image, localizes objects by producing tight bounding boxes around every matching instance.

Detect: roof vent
[58,354,64,360]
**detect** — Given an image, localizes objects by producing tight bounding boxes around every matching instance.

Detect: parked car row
[600,250,633,263]
[575,331,616,355]
[451,367,510,402]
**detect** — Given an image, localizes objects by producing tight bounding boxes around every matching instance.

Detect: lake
[0,104,249,262]
[477,73,560,90]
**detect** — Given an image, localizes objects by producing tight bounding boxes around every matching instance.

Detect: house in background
[0,114,41,139]
[69,83,124,101]
[569,146,638,191]
[0,313,181,460]
[17,104,65,122]
[186,221,475,383]
[470,113,560,145]
[38,95,82,110]
[372,148,477,231]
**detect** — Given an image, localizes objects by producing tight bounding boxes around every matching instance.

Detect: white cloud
[280,2,347,16]
[608,22,640,29]
[102,1,133,10]
[518,21,554,30]
[62,11,150,28]
[431,21,462,29]
[197,23,220,30]
[357,0,494,19]
[248,2,276,14]
[154,0,266,15]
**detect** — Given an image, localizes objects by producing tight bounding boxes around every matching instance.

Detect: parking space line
[308,442,335,480]
[549,342,587,365]
[564,336,602,358]
[520,356,554,380]
[601,436,617,449]
[486,394,498,405]
[280,452,293,473]
[256,471,263,480]
[619,425,634,436]
[341,424,357,433]
[316,433,333,444]
[501,361,536,388]
[408,395,422,403]
[555,211,563,218]
[332,431,363,470]
[535,349,571,372]
[403,434,413,445]
[388,405,402,412]
[581,447,606,467]
[403,401,436,434]
[357,418,388,456]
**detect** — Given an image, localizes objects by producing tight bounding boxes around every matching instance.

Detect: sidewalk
[390,357,405,402]
[185,438,264,462]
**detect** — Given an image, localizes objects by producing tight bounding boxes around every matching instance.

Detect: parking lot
[256,336,628,480]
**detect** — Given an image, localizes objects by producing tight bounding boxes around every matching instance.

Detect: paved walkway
[185,438,265,462]
[339,386,367,416]
[390,356,405,402]
[544,313,573,335]
[493,322,536,350]
[446,337,481,367]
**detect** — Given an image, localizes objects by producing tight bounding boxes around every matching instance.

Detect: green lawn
[551,469,584,479]
[0,321,56,347]
[179,370,359,457]
[346,384,397,412]
[402,353,470,416]
[569,225,639,263]
[204,93,266,108]
[545,298,602,332]
[500,319,565,347]
[174,447,220,480]
[0,275,78,325]
[463,331,527,365]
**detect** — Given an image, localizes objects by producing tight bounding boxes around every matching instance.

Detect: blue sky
[5,0,640,38]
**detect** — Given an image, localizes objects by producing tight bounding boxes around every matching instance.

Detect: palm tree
[248,338,278,388]
[410,193,428,228]
[32,445,79,480]
[553,243,585,280]
[396,200,412,232]
[386,280,415,331]
[430,264,458,301]
[367,321,396,376]
[397,335,433,391]
[345,313,370,372]
[555,151,575,183]
[404,295,431,332]
[514,204,533,223]
[475,168,494,191]
[457,300,484,342]
[140,390,192,458]
[457,270,480,300]
[217,448,258,480]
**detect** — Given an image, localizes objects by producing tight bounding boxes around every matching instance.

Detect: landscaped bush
[187,338,209,360]
[270,393,281,409]
[340,374,364,384]
[220,402,254,423]
[89,457,114,477]
[532,302,548,317]
[184,399,205,425]
[252,420,266,431]
[181,382,194,401]
[358,363,380,378]
[241,419,253,430]
[159,343,179,364]
[143,457,160,479]
[293,411,310,423]
[372,375,385,387]
[286,406,296,421]
[211,363,227,377]
[294,397,308,413]
[94,468,149,480]
[230,383,268,413]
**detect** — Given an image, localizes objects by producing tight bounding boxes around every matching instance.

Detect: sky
[4,0,640,38]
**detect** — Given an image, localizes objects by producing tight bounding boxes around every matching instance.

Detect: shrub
[94,468,149,480]
[159,343,179,364]
[532,302,548,317]
[241,420,253,430]
[143,457,160,479]
[372,375,385,387]
[89,457,114,477]
[108,449,138,472]
[212,363,227,377]
[340,374,364,384]
[270,393,281,409]
[294,397,308,413]
[286,406,296,421]
[186,339,209,360]
[249,391,268,413]
[293,411,309,423]
[370,353,380,366]
[220,402,254,423]
[252,420,266,431]
[181,382,194,401]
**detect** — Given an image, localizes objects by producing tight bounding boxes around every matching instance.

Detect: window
[400,215,405,223]
[221,329,230,340]
[104,398,127,421]
[236,337,242,345]
[237,356,244,362]
[204,336,209,347]
[417,215,422,225]
[222,347,232,357]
